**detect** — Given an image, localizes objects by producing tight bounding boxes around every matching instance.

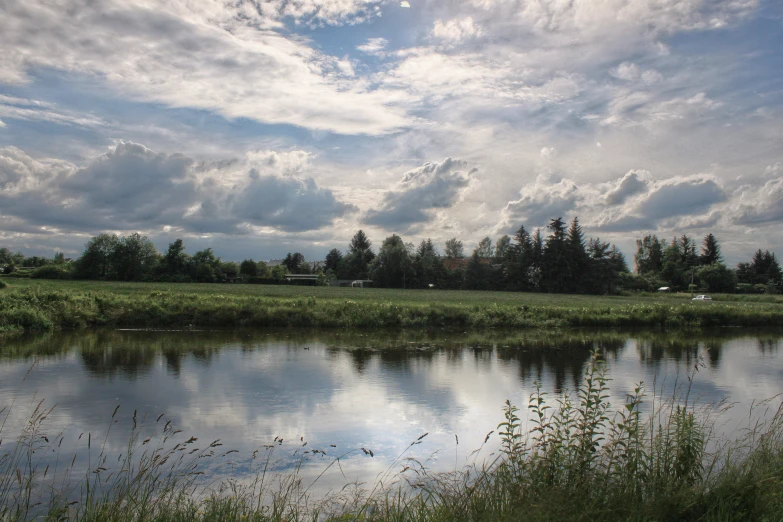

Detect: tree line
[1,218,780,294]
[632,233,781,294]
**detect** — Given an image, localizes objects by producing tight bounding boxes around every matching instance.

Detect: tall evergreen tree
[566,217,588,292]
[349,230,372,254]
[700,233,722,265]
[511,226,536,290]
[413,238,444,287]
[541,217,569,293]
[340,230,375,279]
[324,248,343,272]
[464,249,491,290]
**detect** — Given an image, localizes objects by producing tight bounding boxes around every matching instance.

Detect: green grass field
[5,277,783,305]
[1,278,782,332]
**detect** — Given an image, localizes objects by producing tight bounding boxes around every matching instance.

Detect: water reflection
[1,328,782,494]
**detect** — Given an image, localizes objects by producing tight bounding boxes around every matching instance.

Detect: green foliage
[324,248,343,272]
[696,262,737,293]
[475,236,494,258]
[738,250,782,286]
[239,259,258,277]
[369,235,415,288]
[339,230,375,279]
[444,237,464,259]
[30,264,73,280]
[700,233,722,265]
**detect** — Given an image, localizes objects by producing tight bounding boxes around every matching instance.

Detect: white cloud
[500,175,582,229]
[432,17,483,41]
[603,170,651,205]
[357,38,389,55]
[0,96,105,128]
[364,158,475,231]
[0,0,407,135]
[731,174,783,226]
[610,62,641,82]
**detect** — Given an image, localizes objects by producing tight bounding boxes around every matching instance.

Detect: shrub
[31,264,73,279]
[0,280,7,289]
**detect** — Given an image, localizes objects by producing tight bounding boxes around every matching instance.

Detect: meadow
[1,278,782,333]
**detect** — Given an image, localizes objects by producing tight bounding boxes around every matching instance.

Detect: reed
[1,352,782,521]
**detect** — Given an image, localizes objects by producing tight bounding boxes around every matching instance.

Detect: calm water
[1,328,782,495]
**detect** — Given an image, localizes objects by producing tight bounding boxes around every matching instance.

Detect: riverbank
[1,279,782,332]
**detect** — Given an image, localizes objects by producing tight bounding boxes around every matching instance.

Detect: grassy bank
[1,279,782,332]
[2,353,782,521]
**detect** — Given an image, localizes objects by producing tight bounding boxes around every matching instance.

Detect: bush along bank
[1,287,783,332]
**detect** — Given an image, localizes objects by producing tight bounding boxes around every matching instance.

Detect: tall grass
[2,352,782,521]
[1,283,783,333]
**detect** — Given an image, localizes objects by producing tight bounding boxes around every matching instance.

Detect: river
[1,328,782,500]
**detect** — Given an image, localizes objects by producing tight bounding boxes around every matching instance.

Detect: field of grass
[2,352,782,521]
[1,278,782,333]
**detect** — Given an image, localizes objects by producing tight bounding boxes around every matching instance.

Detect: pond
[1,328,782,499]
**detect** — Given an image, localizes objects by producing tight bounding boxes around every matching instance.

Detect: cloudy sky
[1,0,781,264]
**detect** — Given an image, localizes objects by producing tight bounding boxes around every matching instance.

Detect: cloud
[609,62,663,85]
[603,170,651,205]
[0,143,356,235]
[496,168,729,235]
[432,17,483,41]
[501,175,581,228]
[635,176,726,219]
[0,146,73,193]
[591,175,727,231]
[731,176,783,226]
[357,38,389,55]
[0,0,407,135]
[363,158,474,231]
[600,91,721,127]
[0,95,105,127]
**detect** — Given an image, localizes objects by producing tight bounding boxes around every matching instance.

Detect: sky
[1,0,782,265]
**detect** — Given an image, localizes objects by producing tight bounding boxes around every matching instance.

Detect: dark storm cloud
[363,158,473,231]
